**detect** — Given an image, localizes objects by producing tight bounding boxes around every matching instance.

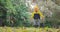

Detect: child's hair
[34,5,39,9]
[34,5,39,12]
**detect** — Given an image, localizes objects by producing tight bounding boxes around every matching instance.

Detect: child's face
[35,8,38,12]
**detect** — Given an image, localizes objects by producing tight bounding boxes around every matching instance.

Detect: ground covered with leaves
[0,27,60,32]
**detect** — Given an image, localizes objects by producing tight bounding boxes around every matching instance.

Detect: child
[31,5,44,27]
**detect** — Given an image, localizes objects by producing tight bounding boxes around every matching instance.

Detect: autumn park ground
[0,27,60,32]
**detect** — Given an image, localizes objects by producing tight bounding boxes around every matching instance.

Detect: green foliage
[6,0,31,27]
[0,0,31,27]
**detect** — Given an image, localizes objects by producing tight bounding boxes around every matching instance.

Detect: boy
[31,5,44,27]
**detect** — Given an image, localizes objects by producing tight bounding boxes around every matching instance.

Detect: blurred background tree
[0,0,31,27]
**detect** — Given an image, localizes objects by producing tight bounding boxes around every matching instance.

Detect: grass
[0,27,60,32]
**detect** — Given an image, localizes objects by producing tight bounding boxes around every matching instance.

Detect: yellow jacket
[31,10,44,18]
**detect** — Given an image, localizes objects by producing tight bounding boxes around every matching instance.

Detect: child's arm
[39,10,44,18]
[31,12,35,18]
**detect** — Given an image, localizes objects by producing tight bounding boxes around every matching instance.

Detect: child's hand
[42,16,45,19]
[41,16,45,21]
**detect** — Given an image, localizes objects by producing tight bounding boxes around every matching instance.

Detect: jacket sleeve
[39,11,44,17]
[31,12,35,18]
